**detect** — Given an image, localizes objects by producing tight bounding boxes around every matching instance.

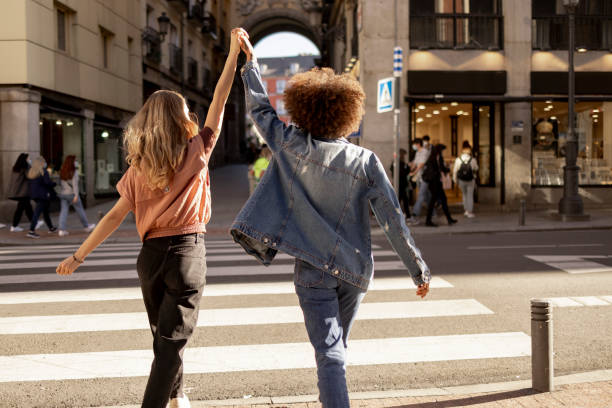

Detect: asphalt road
[0,229,610,407]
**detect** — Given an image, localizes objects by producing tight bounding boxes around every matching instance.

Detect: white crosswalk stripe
[0,333,531,383]
[0,240,531,392]
[525,255,612,274]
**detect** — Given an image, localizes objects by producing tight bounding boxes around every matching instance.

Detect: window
[57,9,66,51]
[276,99,287,115]
[94,125,124,195]
[532,101,612,186]
[276,79,287,94]
[410,0,503,49]
[532,0,612,50]
[100,28,114,69]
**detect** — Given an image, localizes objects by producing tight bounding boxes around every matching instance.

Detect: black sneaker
[448,218,458,225]
[48,227,57,233]
[425,221,438,227]
[27,231,40,239]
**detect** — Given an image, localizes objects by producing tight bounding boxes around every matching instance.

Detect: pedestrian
[408,137,431,224]
[252,145,271,186]
[26,156,57,238]
[55,27,245,408]
[453,141,479,218]
[57,155,96,237]
[422,144,458,227]
[231,33,430,408]
[7,153,42,232]
[390,148,411,218]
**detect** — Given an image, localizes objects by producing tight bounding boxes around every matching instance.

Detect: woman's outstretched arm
[56,197,132,275]
[202,28,245,159]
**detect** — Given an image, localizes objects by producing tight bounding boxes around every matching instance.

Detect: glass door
[472,103,495,186]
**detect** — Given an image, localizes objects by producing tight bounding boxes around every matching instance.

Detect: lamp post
[558,0,587,219]
[157,12,170,42]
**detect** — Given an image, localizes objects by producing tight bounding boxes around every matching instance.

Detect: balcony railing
[410,15,503,50]
[142,26,161,64]
[187,57,198,86]
[533,15,612,51]
[202,14,217,40]
[169,44,183,75]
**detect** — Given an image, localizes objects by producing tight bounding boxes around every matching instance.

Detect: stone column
[0,87,41,219]
[503,0,533,208]
[81,109,95,208]
[359,0,410,174]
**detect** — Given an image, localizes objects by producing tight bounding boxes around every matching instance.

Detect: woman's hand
[416,282,429,298]
[238,31,255,61]
[56,255,82,276]
[72,195,78,204]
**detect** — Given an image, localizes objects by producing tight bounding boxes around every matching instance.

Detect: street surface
[0,229,610,407]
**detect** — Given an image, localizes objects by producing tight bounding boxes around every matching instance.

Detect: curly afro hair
[284,67,365,139]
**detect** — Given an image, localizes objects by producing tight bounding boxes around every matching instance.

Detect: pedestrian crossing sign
[377,77,394,113]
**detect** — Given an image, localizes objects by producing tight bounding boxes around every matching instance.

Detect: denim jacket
[230,60,431,290]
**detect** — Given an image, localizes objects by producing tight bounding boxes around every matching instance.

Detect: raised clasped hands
[229,27,254,61]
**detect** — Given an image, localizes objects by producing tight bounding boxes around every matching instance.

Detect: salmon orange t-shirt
[116,127,215,241]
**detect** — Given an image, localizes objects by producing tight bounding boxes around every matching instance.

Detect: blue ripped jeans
[294,259,366,408]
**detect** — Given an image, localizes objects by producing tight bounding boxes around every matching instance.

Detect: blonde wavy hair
[123,90,199,190]
[27,157,46,179]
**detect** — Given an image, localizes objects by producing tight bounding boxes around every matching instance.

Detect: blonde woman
[26,156,57,238]
[452,140,479,218]
[56,28,246,408]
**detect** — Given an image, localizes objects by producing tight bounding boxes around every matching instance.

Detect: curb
[96,369,612,407]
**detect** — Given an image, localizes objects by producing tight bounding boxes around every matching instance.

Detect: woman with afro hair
[231,33,430,408]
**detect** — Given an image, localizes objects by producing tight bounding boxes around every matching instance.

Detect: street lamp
[558,0,588,219]
[157,12,170,42]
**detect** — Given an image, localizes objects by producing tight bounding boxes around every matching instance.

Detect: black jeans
[426,179,453,223]
[30,199,54,231]
[136,233,207,408]
[12,198,33,227]
[398,184,411,217]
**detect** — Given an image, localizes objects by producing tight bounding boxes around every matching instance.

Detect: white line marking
[468,244,604,250]
[545,296,611,307]
[0,299,491,335]
[0,332,531,382]
[525,255,612,274]
[570,296,610,306]
[0,277,453,304]
[0,261,411,285]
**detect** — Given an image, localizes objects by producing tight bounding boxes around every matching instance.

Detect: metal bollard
[519,199,526,226]
[531,299,554,392]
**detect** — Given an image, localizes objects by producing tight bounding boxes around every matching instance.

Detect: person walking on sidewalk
[7,153,41,232]
[422,144,457,227]
[390,148,412,220]
[26,157,57,238]
[408,138,431,224]
[55,28,245,408]
[57,155,95,237]
[453,141,479,218]
[231,33,430,408]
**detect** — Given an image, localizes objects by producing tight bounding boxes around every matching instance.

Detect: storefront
[532,100,612,186]
[94,123,125,196]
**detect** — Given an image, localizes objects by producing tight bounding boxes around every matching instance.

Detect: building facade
[0,0,237,215]
[326,0,612,209]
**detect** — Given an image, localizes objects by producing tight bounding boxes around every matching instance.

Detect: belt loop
[195,233,199,244]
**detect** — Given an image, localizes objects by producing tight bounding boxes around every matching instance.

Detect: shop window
[410,0,503,50]
[532,101,612,186]
[411,101,495,186]
[94,126,124,195]
[532,0,612,50]
[40,113,83,189]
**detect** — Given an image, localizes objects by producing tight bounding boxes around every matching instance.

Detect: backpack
[457,157,474,181]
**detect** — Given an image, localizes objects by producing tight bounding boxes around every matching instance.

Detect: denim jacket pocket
[294,261,325,288]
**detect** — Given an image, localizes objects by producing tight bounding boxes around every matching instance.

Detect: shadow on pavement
[390,388,538,407]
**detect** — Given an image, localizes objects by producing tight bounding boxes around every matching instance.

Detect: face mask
[412,145,418,151]
[423,141,430,147]
[27,159,32,165]
[74,161,79,168]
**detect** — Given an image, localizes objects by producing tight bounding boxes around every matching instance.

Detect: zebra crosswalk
[0,239,531,403]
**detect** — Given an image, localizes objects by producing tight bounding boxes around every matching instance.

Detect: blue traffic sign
[377,77,394,113]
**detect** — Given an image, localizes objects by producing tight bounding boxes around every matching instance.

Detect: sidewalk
[98,370,612,407]
[0,164,611,245]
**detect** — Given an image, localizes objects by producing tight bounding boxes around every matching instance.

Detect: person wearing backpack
[453,141,479,218]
